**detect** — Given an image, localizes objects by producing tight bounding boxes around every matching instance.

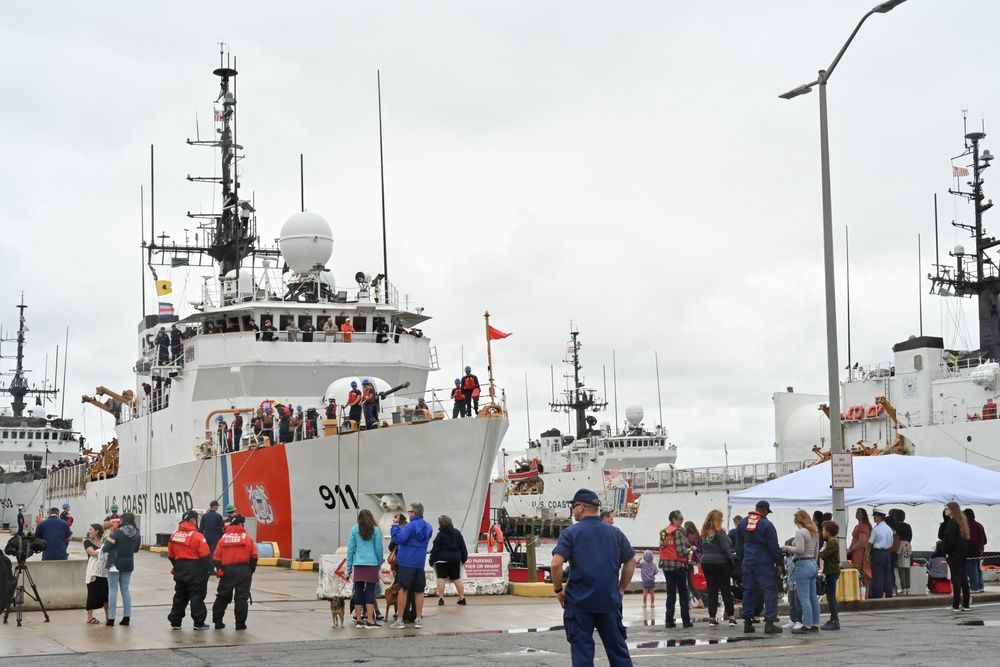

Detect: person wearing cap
[212,513,259,630]
[347,381,363,426]
[225,504,236,518]
[167,510,214,630]
[231,410,243,452]
[105,504,122,529]
[658,509,692,629]
[155,326,170,364]
[375,319,390,343]
[216,414,230,453]
[461,366,481,416]
[35,507,72,560]
[301,318,316,343]
[200,501,225,557]
[60,502,73,527]
[550,489,635,667]
[16,505,26,536]
[451,379,466,419]
[262,406,275,445]
[325,397,338,420]
[361,380,377,429]
[867,508,894,599]
[340,316,355,343]
[735,500,784,634]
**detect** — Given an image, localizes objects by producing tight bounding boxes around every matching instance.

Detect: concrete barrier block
[511,582,556,597]
[13,557,88,610]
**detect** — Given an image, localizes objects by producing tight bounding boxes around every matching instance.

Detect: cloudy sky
[2,1,999,467]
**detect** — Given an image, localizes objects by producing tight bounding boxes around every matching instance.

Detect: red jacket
[168,521,210,561]
[213,525,259,567]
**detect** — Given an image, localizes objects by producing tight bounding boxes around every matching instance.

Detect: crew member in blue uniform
[550,488,635,667]
[199,500,225,557]
[735,500,784,634]
[231,410,243,451]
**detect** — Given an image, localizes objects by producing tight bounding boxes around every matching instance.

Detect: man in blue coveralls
[735,500,784,635]
[551,489,635,667]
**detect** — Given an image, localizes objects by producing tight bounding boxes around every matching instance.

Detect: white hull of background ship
[42,56,508,557]
[503,127,1000,553]
[0,298,84,529]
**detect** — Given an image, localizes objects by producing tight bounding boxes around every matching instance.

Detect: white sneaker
[792,622,804,630]
[390,620,405,629]
[781,621,795,629]
[413,617,423,629]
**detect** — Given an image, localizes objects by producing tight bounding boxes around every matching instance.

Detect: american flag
[953,165,970,177]
[604,468,620,482]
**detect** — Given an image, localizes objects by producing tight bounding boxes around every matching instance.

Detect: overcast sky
[2,1,999,467]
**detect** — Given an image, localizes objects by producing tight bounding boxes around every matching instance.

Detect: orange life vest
[659,523,681,561]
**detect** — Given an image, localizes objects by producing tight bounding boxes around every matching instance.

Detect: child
[637,550,658,607]
[782,538,803,630]
[819,520,841,630]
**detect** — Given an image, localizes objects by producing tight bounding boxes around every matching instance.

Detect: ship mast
[931,129,999,360]
[1,297,59,418]
[146,50,278,285]
[549,330,608,439]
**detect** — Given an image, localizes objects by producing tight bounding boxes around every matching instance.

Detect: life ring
[866,404,885,419]
[486,524,504,553]
[846,405,864,420]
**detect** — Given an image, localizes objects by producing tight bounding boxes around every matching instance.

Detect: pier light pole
[779,0,907,531]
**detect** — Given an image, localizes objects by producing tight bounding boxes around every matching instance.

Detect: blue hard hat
[264,407,272,413]
[351,381,358,387]
[217,415,224,421]
[455,378,461,384]
[362,378,370,384]
[62,502,70,509]
[296,405,302,410]
[465,366,471,372]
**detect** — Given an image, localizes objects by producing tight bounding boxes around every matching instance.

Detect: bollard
[527,533,537,583]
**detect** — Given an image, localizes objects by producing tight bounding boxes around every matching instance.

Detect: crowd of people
[547,489,992,667]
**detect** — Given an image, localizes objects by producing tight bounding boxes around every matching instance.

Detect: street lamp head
[779,84,814,100]
[873,0,907,13]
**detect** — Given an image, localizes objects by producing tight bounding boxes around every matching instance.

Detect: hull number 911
[319,484,358,510]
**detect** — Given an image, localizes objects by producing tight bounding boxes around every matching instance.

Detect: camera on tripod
[4,533,47,564]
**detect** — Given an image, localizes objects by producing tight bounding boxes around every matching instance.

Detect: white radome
[625,405,644,426]
[279,211,334,273]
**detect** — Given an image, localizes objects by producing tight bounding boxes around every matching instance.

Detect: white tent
[727,455,1000,511]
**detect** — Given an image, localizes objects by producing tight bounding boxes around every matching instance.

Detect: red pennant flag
[488,325,511,340]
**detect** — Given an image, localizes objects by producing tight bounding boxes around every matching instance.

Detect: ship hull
[48,414,507,556]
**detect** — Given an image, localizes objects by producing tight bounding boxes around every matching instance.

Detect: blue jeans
[108,570,132,619]
[787,583,802,623]
[825,573,840,621]
[793,559,820,627]
[870,549,893,598]
[966,559,984,591]
[563,606,632,667]
[663,567,690,624]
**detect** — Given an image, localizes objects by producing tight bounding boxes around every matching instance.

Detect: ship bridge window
[1,431,6,438]
[19,431,25,439]
[353,316,368,333]
[914,354,923,371]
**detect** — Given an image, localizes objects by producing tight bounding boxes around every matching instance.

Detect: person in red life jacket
[167,509,214,630]
[105,504,122,530]
[462,366,481,416]
[361,379,377,429]
[211,513,259,630]
[292,405,304,440]
[734,500,784,635]
[325,397,338,420]
[347,381,363,426]
[60,502,74,527]
[451,379,466,419]
[231,410,243,452]
[659,509,693,628]
[261,406,274,445]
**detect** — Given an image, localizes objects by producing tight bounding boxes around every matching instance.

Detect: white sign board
[830,452,855,489]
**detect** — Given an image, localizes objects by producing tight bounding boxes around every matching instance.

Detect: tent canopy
[727,455,1000,511]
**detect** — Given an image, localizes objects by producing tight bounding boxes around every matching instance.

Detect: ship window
[19,431,26,439]
[278,315,294,332]
[1,431,6,438]
[914,354,923,371]
[27,432,33,439]
[298,315,316,331]
[42,432,48,440]
[353,316,368,333]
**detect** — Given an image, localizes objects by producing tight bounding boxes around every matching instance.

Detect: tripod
[3,561,50,626]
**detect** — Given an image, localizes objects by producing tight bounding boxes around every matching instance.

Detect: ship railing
[932,354,989,379]
[916,401,1000,426]
[845,362,893,384]
[47,463,89,497]
[628,461,807,492]
[201,274,402,309]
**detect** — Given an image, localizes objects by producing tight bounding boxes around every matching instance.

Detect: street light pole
[779,0,908,533]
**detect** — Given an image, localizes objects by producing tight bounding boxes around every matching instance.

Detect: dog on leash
[329,596,348,628]
[383,582,400,620]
